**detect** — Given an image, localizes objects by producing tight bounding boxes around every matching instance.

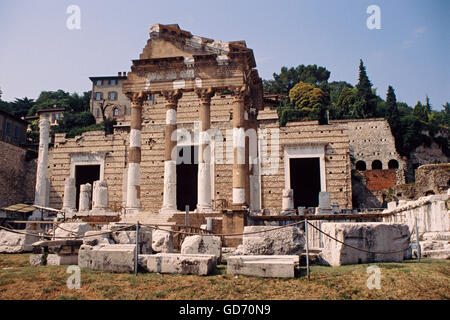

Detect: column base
[125,208,141,217]
[159,207,179,214]
[195,204,214,214]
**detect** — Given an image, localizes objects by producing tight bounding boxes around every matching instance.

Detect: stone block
[152,229,173,253]
[227,255,299,278]
[319,192,331,209]
[320,222,410,266]
[181,235,221,261]
[83,231,113,246]
[0,230,39,253]
[29,254,45,267]
[241,226,305,256]
[78,244,136,273]
[47,254,78,266]
[111,229,152,254]
[54,222,91,238]
[146,253,216,276]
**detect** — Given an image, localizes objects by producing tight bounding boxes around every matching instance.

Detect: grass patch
[0,254,448,300]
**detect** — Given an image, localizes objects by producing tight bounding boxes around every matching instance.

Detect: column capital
[161,89,183,106]
[229,85,248,101]
[126,92,146,106]
[195,87,215,104]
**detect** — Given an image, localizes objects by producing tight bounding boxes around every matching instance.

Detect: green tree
[10,97,35,118]
[355,59,377,118]
[385,86,400,129]
[413,101,428,122]
[263,64,331,95]
[289,82,330,123]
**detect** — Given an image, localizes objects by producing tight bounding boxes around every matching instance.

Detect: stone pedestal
[79,183,92,212]
[92,180,109,209]
[63,178,76,212]
[318,192,332,215]
[281,189,295,215]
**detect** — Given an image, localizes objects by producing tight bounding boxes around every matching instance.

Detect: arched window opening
[372,160,382,170]
[356,160,366,171]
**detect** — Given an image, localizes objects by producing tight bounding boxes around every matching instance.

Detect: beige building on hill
[44,24,407,222]
[89,73,136,125]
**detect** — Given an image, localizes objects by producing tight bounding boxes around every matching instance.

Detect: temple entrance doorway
[289,157,321,208]
[75,165,100,210]
[176,145,198,211]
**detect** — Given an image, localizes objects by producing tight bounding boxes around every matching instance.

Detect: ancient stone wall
[335,118,406,184]
[0,140,36,207]
[258,113,352,212]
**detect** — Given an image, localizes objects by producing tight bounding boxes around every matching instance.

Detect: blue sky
[0,0,448,109]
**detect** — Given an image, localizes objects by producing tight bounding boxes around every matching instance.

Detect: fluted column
[196,88,215,212]
[230,86,249,205]
[126,92,145,210]
[160,89,182,213]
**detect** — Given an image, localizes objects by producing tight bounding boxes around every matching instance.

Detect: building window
[5,122,11,136]
[388,159,399,169]
[109,79,117,86]
[146,94,152,101]
[96,108,100,118]
[94,92,103,101]
[113,108,119,116]
[355,160,366,171]
[52,113,56,124]
[108,91,118,100]
[372,160,382,170]
[95,80,103,86]
[14,125,19,138]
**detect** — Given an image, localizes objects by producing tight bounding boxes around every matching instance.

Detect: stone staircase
[120,211,177,227]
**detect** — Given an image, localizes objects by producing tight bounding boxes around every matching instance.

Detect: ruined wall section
[0,141,36,207]
[339,118,406,184]
[258,117,352,213]
[48,130,129,211]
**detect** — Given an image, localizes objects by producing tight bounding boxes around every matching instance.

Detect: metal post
[53,222,55,241]
[415,215,421,262]
[135,221,139,276]
[305,218,310,280]
[185,205,189,227]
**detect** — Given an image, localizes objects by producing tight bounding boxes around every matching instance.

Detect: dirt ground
[0,254,448,300]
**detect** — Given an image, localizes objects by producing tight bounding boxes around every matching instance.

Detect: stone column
[196,88,214,212]
[126,93,145,211]
[230,86,248,205]
[160,90,182,213]
[79,183,92,212]
[93,180,109,209]
[62,177,76,212]
[34,119,50,207]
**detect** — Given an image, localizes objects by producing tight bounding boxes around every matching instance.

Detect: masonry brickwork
[0,140,36,208]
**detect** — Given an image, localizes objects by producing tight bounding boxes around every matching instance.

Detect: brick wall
[0,141,36,207]
[361,169,397,191]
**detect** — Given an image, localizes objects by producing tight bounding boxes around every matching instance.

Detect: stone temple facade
[47,24,360,221]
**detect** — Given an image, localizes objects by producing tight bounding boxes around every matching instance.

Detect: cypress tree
[355,59,377,118]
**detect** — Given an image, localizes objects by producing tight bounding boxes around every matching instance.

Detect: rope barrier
[306,221,411,254]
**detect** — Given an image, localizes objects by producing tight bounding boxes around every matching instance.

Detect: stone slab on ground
[145,253,216,276]
[111,229,152,254]
[47,254,78,266]
[78,244,136,273]
[0,229,40,253]
[181,235,221,261]
[422,249,450,260]
[320,222,410,266]
[241,226,305,255]
[227,255,299,278]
